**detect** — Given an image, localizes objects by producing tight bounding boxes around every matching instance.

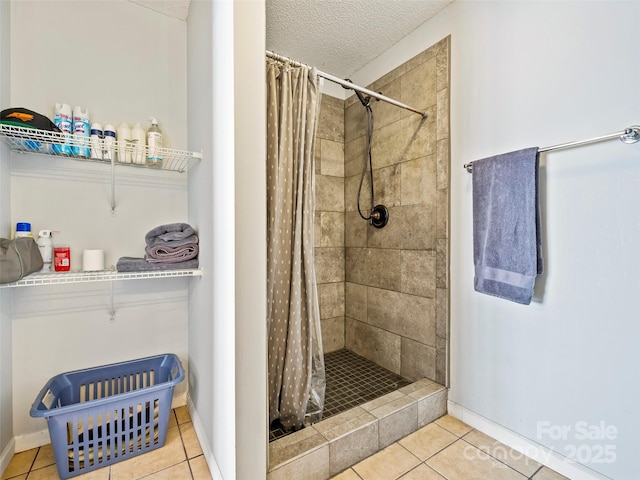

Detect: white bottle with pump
[116,122,131,163]
[37,230,53,272]
[146,117,163,167]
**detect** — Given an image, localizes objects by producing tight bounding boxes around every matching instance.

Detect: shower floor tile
[269,349,412,442]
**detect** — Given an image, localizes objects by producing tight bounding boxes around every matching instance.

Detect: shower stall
[268,36,451,448]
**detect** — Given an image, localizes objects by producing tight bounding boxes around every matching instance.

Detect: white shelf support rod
[110,153,116,213]
[109,281,116,322]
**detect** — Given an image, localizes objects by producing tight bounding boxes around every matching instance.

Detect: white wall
[187,1,267,479]
[0,0,13,468]
[8,0,191,448]
[351,2,640,479]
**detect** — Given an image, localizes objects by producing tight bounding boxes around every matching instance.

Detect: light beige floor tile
[398,423,457,460]
[174,405,191,425]
[168,409,178,429]
[463,429,541,477]
[426,440,527,480]
[189,455,213,480]
[352,443,420,480]
[27,463,109,480]
[330,468,362,480]
[32,445,56,470]
[434,414,472,437]
[137,461,191,479]
[2,448,37,479]
[398,463,445,479]
[2,475,26,480]
[179,422,204,459]
[110,425,187,480]
[531,466,570,480]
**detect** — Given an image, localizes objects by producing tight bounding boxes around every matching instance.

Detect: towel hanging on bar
[463,125,640,173]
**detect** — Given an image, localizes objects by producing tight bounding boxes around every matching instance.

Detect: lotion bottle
[37,230,53,272]
[116,122,131,163]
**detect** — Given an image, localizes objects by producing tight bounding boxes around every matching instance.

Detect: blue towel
[472,147,543,304]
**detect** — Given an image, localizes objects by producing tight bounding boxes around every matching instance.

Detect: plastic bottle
[71,106,90,157]
[37,230,53,272]
[52,103,72,155]
[131,123,146,165]
[14,222,32,238]
[116,122,131,163]
[146,117,163,167]
[90,123,103,160]
[103,124,116,162]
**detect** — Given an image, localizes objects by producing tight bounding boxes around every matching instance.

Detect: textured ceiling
[266,0,454,78]
[128,0,454,80]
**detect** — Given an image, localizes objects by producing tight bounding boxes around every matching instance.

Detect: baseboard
[447,401,612,480]
[188,394,224,480]
[14,429,50,453]
[0,437,16,479]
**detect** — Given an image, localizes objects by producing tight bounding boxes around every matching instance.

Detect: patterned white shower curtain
[266,61,326,431]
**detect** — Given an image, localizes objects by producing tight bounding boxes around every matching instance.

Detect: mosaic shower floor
[269,349,412,442]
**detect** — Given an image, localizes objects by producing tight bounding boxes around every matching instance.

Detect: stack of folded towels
[116,223,199,272]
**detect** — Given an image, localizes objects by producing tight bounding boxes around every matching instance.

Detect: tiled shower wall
[315,37,450,385]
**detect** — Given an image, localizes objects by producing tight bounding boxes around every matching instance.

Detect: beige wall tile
[316,175,345,212]
[435,37,451,92]
[322,316,346,353]
[318,282,345,319]
[345,318,401,374]
[367,287,436,347]
[402,56,437,112]
[372,164,401,209]
[315,247,345,284]
[328,422,378,477]
[344,102,367,144]
[345,282,367,322]
[400,155,437,207]
[436,139,450,191]
[318,99,344,143]
[401,250,436,298]
[376,402,418,449]
[435,188,449,240]
[401,338,436,381]
[268,444,330,480]
[344,174,368,214]
[370,63,407,94]
[436,88,449,141]
[367,205,435,250]
[405,43,437,72]
[344,136,366,178]
[269,426,327,470]
[372,112,435,170]
[345,212,367,248]
[321,139,345,178]
[417,389,448,428]
[436,239,448,289]
[320,211,345,247]
[345,248,402,291]
[369,77,406,129]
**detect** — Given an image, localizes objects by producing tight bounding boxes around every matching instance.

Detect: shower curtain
[266,61,326,431]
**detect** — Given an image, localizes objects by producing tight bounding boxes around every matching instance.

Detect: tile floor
[271,349,413,442]
[1,406,212,480]
[330,415,569,480]
[3,407,571,480]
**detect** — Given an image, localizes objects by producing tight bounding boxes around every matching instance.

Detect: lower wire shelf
[1,268,203,288]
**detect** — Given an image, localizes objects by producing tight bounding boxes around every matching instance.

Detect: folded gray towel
[145,243,199,263]
[145,223,198,248]
[116,256,199,272]
[472,147,543,304]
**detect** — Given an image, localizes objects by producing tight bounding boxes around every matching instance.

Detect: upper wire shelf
[0,268,203,288]
[0,124,202,172]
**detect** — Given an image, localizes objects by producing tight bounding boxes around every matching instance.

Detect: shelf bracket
[109,281,116,322]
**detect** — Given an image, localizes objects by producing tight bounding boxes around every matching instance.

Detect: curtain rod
[266,50,428,118]
[463,125,640,173]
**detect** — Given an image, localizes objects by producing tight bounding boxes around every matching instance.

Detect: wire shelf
[1,269,203,288]
[0,124,202,172]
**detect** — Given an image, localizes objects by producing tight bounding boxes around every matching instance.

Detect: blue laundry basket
[30,353,185,479]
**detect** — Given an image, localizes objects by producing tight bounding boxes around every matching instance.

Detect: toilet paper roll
[82,249,104,271]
